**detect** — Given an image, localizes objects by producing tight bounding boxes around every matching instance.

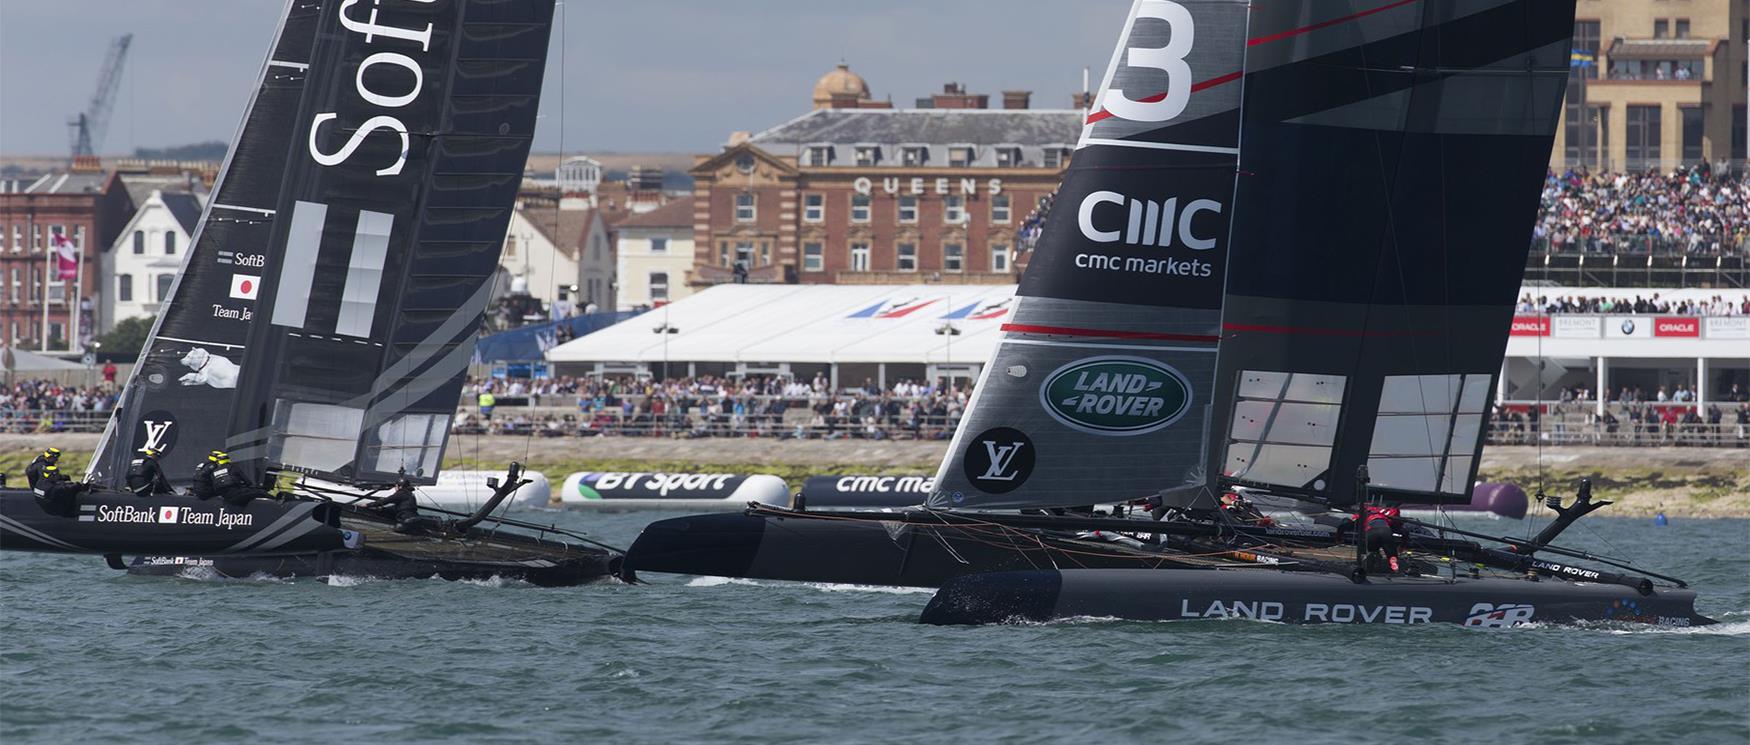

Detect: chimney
[1072,91,1095,110]
[1002,91,1032,110]
[728,131,752,146]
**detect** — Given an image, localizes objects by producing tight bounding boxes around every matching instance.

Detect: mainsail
[929,0,1249,510]
[88,0,323,488]
[1212,0,1574,504]
[223,0,556,485]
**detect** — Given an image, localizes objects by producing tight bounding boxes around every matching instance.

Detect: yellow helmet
[42,464,58,474]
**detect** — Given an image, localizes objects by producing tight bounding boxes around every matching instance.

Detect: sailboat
[4,0,621,586]
[626,0,1713,626]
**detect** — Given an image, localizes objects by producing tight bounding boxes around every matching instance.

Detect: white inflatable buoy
[411,470,551,512]
[558,471,791,511]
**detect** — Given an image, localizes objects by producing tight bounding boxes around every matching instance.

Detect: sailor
[190,451,224,500]
[126,447,176,496]
[363,477,430,534]
[32,464,87,517]
[211,453,268,507]
[25,447,62,490]
[1360,504,1404,573]
[1218,491,1274,527]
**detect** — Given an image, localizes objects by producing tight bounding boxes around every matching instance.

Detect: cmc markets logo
[1039,356,1192,436]
[1078,191,1223,250]
[132,410,178,453]
[962,427,1035,494]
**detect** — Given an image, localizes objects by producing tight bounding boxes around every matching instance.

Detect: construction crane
[67,33,133,159]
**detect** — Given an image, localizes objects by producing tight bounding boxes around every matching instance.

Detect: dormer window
[900,146,929,167]
[948,145,976,168]
[994,146,1024,168]
[806,145,834,166]
[1042,146,1073,169]
[854,145,881,167]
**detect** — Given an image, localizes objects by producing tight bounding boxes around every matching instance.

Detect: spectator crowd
[0,379,118,433]
[1534,165,1749,255]
[1516,292,1750,316]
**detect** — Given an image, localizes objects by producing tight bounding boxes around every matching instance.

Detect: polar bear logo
[178,347,240,390]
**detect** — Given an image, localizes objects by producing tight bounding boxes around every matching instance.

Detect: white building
[614,196,695,311]
[555,155,602,195]
[499,198,616,314]
[101,189,202,331]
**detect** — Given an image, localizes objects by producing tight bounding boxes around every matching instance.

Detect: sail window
[1224,371,1347,490]
[364,413,449,478]
[1366,374,1491,495]
[268,401,365,474]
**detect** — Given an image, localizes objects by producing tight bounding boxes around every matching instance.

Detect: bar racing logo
[1462,602,1536,628]
[81,504,256,530]
[1040,356,1191,436]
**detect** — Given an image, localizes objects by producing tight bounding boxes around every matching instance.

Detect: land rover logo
[1039,356,1192,436]
[961,427,1035,494]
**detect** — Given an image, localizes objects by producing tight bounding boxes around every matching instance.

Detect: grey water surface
[3,512,1747,745]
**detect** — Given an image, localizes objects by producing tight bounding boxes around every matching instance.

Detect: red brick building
[0,163,132,351]
[690,67,1079,287]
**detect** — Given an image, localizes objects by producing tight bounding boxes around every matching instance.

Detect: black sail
[225,0,555,485]
[1212,0,1575,504]
[89,0,323,488]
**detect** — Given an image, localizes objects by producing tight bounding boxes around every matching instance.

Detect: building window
[164,231,176,255]
[1735,106,1747,161]
[991,243,1011,273]
[1675,19,1689,38]
[1565,102,1604,168]
[851,194,872,223]
[9,225,19,253]
[117,273,133,302]
[855,146,881,166]
[803,194,824,223]
[898,196,918,224]
[734,241,755,267]
[505,234,518,257]
[802,242,824,272]
[806,146,833,166]
[132,230,145,254]
[1043,147,1072,169]
[1571,21,1599,81]
[994,147,1022,168]
[1653,19,1667,39]
[735,193,756,222]
[718,241,729,267]
[948,146,975,168]
[156,274,174,302]
[943,196,966,224]
[850,242,870,272]
[650,237,669,254]
[944,243,964,272]
[991,194,1012,224]
[1626,105,1661,170]
[9,268,18,303]
[1680,107,1703,165]
[900,146,928,167]
[895,243,917,272]
[649,272,669,302]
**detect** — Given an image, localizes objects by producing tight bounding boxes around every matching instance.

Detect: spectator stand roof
[545,284,1016,367]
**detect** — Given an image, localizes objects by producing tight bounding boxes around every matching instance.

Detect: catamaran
[626,0,1714,626]
[3,0,622,586]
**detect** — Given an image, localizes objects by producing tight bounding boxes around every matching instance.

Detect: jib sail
[225,0,555,485]
[88,0,323,489]
[929,0,1249,510]
[1211,0,1574,504]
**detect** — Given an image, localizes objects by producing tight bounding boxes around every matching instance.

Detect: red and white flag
[51,232,78,280]
[230,274,260,300]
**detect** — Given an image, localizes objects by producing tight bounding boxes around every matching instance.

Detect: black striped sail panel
[224,0,555,486]
[930,0,1248,511]
[1213,0,1575,504]
[89,0,324,489]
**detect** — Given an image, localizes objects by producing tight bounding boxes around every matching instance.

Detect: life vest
[1361,505,1400,528]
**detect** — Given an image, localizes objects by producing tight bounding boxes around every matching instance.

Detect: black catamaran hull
[920,569,1714,627]
[124,549,617,588]
[0,490,347,556]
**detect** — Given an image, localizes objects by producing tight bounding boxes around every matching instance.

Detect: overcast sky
[0,0,1128,157]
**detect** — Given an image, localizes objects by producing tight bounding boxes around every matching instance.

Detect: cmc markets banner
[800,475,934,509]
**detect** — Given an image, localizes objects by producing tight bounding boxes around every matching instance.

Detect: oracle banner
[1653,317,1701,338]
[1510,316,1548,336]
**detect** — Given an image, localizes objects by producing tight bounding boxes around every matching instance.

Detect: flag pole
[41,229,52,352]
[73,227,86,352]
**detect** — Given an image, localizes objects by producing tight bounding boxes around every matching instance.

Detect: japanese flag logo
[158,506,181,524]
[230,274,260,300]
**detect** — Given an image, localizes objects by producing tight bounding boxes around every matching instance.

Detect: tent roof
[1,348,86,372]
[546,284,1016,366]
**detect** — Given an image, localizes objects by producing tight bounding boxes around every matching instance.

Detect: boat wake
[801,583,935,595]
[685,576,763,588]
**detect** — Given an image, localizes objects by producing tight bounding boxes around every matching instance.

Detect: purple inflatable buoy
[1469,482,1529,519]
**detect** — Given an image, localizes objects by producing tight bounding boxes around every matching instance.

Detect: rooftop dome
[812,63,870,109]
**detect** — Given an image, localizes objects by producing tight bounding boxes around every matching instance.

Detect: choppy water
[3,512,1747,744]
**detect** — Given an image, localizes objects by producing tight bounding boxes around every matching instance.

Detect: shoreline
[6,434,1744,518]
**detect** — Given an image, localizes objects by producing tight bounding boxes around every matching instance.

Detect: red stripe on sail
[1003,323,1220,343]
[1221,323,1448,339]
[1084,71,1244,125]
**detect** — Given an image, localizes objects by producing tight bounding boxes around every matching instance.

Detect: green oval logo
[1039,356,1192,436]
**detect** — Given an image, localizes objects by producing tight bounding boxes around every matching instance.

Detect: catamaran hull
[625,511,1181,588]
[0,490,347,556]
[920,568,1714,627]
[124,549,618,588]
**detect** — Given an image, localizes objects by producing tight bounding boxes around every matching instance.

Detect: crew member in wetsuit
[25,447,61,490]
[190,452,223,500]
[363,477,431,534]
[1359,504,1404,573]
[126,448,176,496]
[1218,491,1274,527]
[32,464,87,517]
[211,453,269,507]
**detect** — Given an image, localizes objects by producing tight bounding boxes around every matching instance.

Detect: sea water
[3,513,1746,744]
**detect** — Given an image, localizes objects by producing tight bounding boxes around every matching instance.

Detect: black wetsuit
[32,472,86,517]
[213,466,268,507]
[26,455,57,490]
[366,487,434,534]
[126,455,175,496]
[190,461,220,500]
